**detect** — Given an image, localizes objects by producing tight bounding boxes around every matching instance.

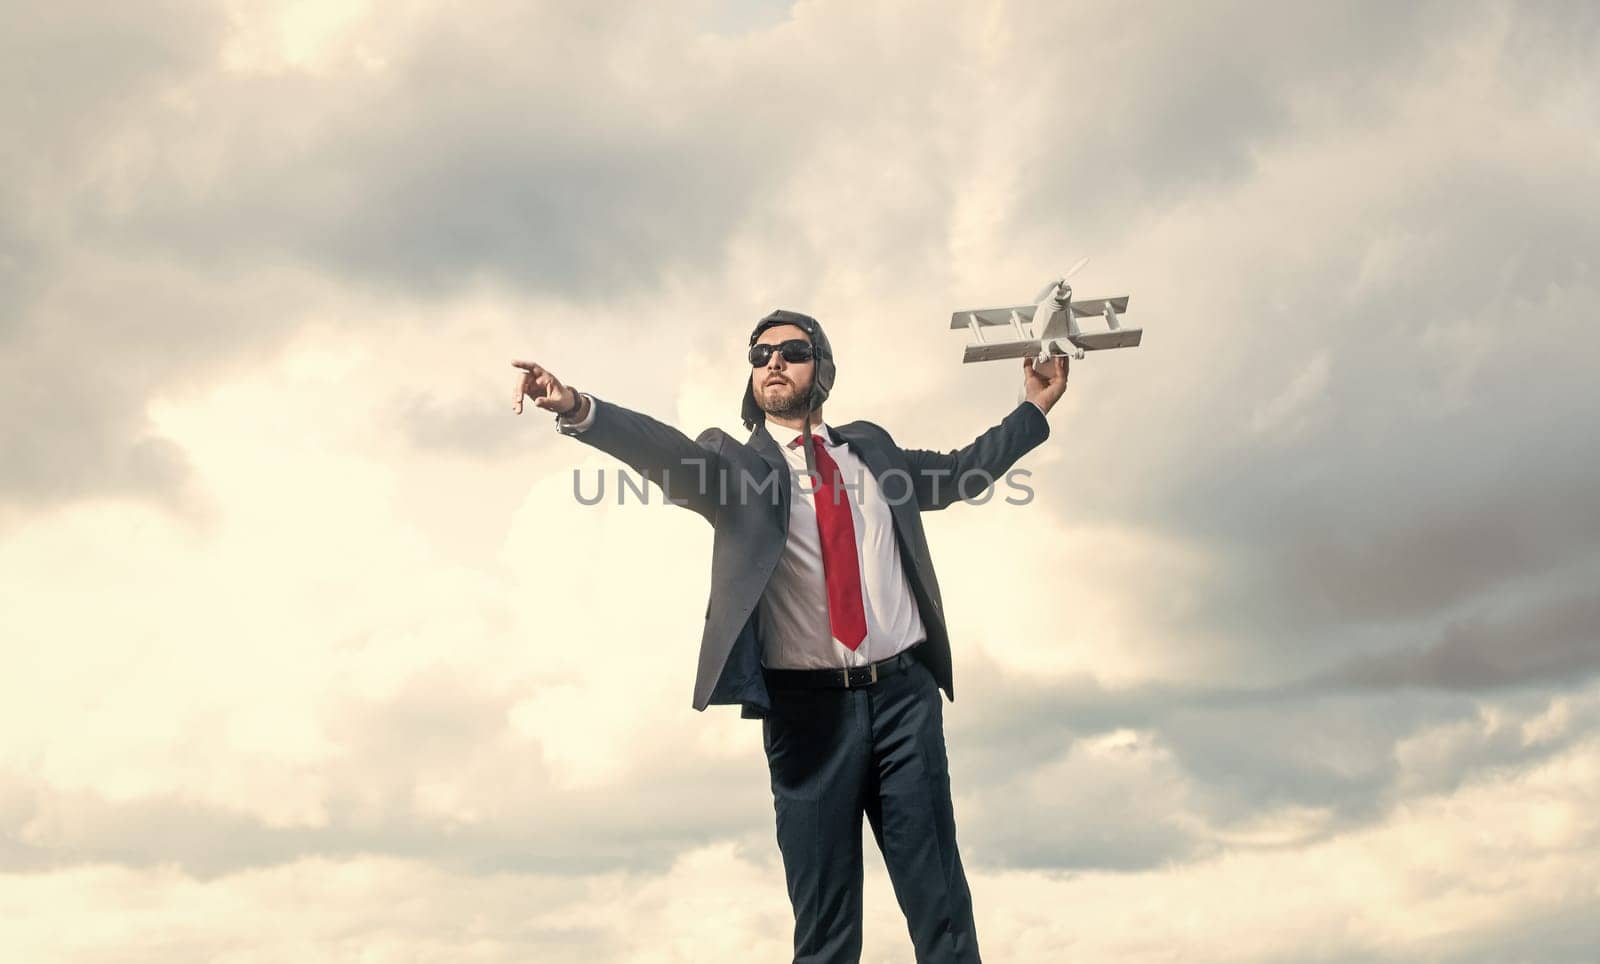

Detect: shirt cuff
[1026,399,1047,418]
[556,393,597,434]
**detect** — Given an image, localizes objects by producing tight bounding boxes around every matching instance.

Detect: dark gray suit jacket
[560,397,1051,718]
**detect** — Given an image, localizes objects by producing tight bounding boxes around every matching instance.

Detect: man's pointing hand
[511,359,582,417]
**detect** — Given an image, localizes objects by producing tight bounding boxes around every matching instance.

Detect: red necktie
[795,433,868,650]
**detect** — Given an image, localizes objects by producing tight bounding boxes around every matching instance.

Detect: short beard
[758,382,813,421]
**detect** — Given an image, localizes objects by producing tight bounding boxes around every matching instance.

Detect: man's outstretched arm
[900,356,1068,511]
[512,359,724,522]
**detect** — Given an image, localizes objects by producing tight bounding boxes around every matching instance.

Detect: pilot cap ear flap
[741,309,836,431]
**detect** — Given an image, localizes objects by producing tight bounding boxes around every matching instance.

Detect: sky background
[3,0,1598,961]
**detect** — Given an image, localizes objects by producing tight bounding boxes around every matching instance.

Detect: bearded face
[751,324,816,420]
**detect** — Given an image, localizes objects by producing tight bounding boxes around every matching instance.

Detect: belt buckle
[841,663,878,688]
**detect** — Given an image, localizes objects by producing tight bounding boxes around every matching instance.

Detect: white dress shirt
[758,420,926,670]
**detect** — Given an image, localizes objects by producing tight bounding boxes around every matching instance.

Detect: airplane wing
[948,306,1036,329]
[1066,296,1130,318]
[960,327,1144,363]
[948,296,1130,329]
[1071,328,1142,350]
[962,340,1041,363]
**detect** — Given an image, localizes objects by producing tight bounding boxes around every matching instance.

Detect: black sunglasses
[747,339,815,367]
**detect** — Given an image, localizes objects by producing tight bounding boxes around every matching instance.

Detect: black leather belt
[763,644,923,690]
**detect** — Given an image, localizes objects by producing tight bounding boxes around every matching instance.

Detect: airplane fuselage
[1028,285,1085,362]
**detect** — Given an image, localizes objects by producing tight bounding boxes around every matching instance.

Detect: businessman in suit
[512,309,1067,963]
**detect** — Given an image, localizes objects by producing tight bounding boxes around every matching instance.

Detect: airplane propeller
[1031,256,1091,304]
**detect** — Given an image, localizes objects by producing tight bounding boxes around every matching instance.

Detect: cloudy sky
[3,0,1598,960]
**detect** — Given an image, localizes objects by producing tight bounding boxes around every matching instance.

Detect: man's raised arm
[900,356,1068,511]
[512,359,724,523]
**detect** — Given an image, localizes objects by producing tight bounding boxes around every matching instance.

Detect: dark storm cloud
[1321,582,1600,691]
[1010,62,1600,682]
[1008,0,1473,230]
[0,0,222,347]
[81,3,812,299]
[0,1,263,517]
[1141,424,1600,683]
[0,0,222,155]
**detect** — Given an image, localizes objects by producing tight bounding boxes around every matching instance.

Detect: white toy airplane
[951,258,1141,367]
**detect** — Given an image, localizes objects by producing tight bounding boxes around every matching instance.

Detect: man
[511,309,1067,963]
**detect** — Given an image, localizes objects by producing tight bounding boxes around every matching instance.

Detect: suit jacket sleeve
[899,400,1051,511]
[557,394,726,524]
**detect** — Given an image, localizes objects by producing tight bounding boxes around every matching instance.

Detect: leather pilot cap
[740,309,836,431]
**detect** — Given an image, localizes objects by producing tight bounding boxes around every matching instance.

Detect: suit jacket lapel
[747,422,792,524]
[833,422,920,546]
[748,421,787,476]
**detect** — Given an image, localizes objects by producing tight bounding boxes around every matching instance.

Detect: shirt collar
[778,419,837,450]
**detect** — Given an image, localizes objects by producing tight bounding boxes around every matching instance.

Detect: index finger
[511,359,545,374]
